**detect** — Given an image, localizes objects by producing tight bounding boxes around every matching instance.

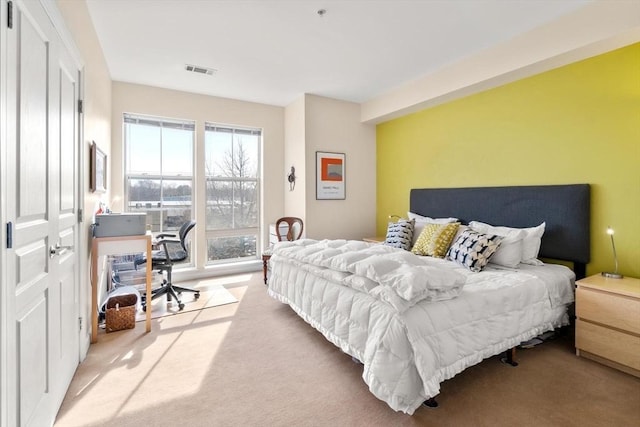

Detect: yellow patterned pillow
[411,222,460,257]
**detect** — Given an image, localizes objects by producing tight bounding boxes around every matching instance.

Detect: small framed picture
[316,151,345,200]
[90,141,107,193]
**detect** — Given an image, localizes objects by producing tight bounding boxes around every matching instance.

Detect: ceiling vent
[185,64,216,76]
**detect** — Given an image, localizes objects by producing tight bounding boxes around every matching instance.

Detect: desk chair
[262,217,304,284]
[135,220,199,311]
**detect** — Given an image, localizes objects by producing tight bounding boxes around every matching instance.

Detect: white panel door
[50,22,80,410]
[4,1,81,425]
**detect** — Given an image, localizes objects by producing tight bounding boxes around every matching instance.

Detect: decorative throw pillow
[446,229,503,272]
[411,222,460,258]
[407,212,459,247]
[469,221,526,268]
[469,221,546,266]
[383,219,415,251]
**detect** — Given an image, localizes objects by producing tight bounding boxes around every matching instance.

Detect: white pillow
[469,221,526,268]
[452,224,469,245]
[520,222,546,265]
[468,221,546,267]
[407,212,458,224]
[407,212,458,247]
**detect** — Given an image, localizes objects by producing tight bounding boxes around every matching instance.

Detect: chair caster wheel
[178,303,185,310]
[142,305,147,312]
[194,292,200,300]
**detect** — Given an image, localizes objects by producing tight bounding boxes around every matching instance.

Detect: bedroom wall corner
[376,43,640,278]
[283,96,307,226]
[303,95,377,240]
[110,82,285,273]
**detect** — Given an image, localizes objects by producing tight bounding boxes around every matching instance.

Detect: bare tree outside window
[205,125,260,262]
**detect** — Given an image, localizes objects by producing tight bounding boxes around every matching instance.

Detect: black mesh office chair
[135,220,199,311]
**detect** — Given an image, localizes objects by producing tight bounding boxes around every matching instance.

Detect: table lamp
[601,227,623,279]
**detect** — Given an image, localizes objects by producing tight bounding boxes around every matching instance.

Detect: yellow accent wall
[377,43,640,278]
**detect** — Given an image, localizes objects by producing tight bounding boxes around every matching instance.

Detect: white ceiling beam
[361,0,640,124]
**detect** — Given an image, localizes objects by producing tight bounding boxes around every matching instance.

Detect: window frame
[204,122,262,265]
[123,113,196,266]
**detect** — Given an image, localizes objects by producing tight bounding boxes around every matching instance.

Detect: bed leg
[500,347,518,367]
[423,398,438,408]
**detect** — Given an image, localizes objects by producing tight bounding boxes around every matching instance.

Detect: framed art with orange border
[316,151,345,200]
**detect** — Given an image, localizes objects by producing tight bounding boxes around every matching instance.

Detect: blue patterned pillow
[383,219,415,251]
[446,229,503,272]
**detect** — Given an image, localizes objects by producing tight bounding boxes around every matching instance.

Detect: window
[205,123,260,263]
[124,114,194,236]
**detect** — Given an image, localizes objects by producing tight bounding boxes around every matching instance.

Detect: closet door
[4,1,81,425]
[51,17,81,414]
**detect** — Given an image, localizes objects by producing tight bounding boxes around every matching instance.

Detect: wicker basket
[105,294,137,333]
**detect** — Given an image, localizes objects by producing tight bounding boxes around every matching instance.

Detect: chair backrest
[275,217,304,241]
[178,220,196,252]
[133,220,196,268]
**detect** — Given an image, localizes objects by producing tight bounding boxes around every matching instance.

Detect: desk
[91,233,152,343]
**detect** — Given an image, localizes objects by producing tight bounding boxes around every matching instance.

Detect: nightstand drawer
[576,319,640,370]
[576,287,640,334]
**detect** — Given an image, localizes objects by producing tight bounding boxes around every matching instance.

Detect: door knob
[50,243,73,258]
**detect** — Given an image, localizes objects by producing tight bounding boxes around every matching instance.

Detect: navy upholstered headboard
[409,184,590,277]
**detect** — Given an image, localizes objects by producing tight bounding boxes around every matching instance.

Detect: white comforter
[267,239,575,414]
[272,239,465,312]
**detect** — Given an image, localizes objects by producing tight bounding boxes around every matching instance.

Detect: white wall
[55,2,378,290]
[283,96,306,223]
[57,0,112,354]
[111,82,284,273]
[303,95,376,240]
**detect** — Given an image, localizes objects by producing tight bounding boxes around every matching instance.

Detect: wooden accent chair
[262,217,304,284]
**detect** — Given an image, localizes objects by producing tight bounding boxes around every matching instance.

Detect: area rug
[134,282,238,321]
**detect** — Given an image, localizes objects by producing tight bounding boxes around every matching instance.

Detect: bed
[267,184,590,414]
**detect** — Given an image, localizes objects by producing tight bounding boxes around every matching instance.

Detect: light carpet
[133,281,238,322]
[57,273,640,427]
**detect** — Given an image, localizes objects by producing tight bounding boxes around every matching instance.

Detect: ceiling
[85,0,595,107]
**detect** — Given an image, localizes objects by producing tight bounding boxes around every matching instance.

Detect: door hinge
[78,208,84,223]
[77,99,83,114]
[6,222,13,249]
[79,317,83,331]
[7,1,13,29]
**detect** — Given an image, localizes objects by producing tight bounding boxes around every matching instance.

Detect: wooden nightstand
[363,236,385,243]
[575,274,640,377]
